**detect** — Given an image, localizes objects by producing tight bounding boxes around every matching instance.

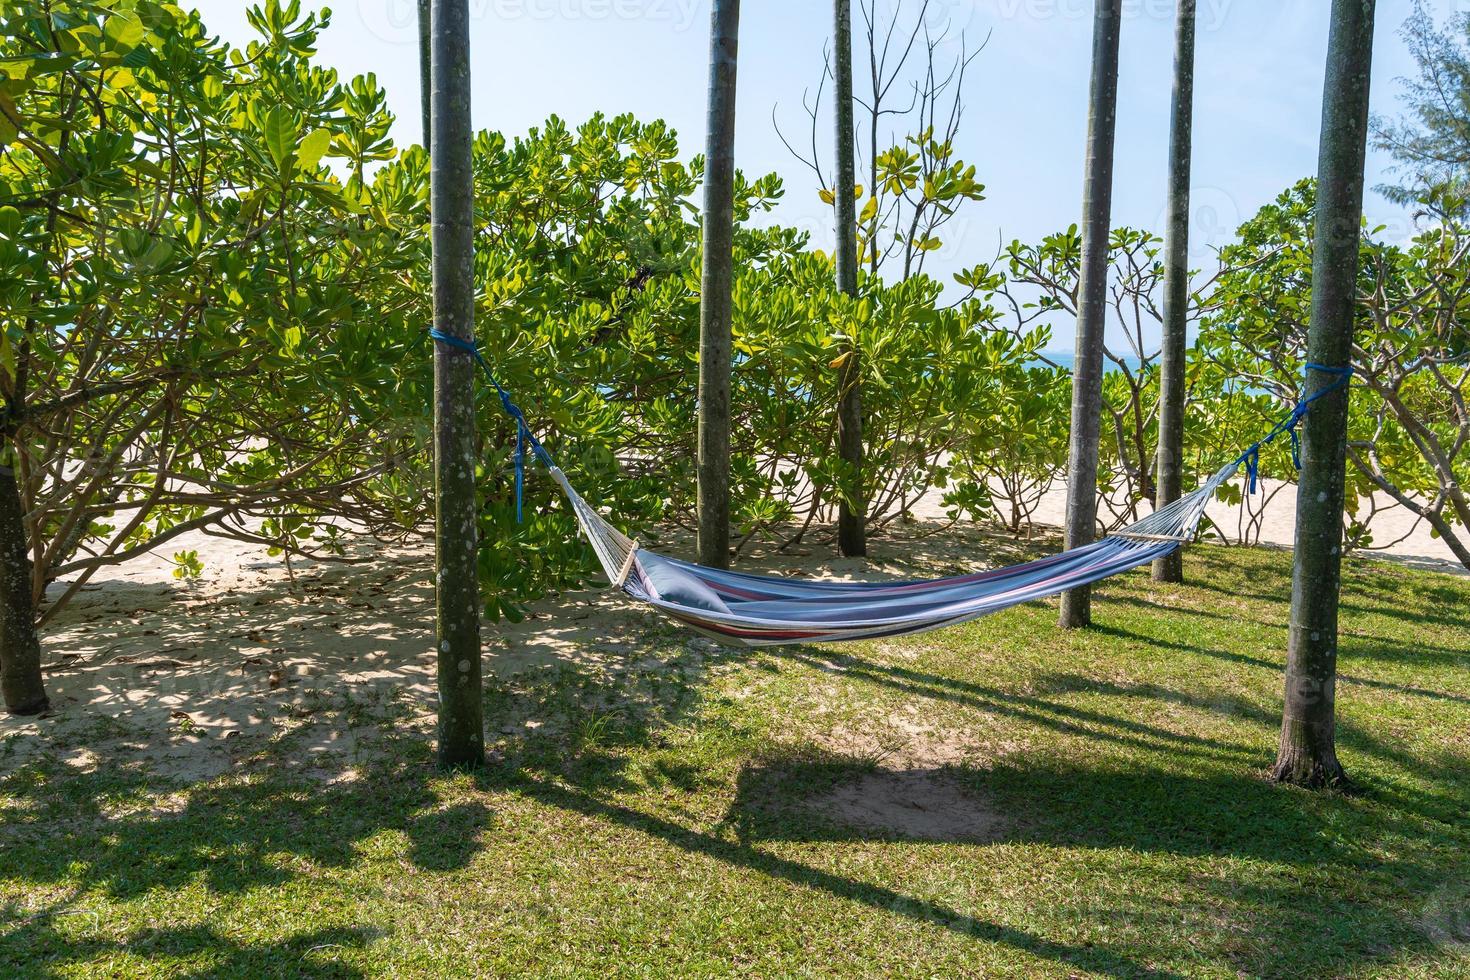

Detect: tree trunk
[1273,0,1376,790]
[430,0,483,770]
[1059,0,1122,629]
[696,0,741,570]
[0,452,46,716]
[833,0,867,558]
[1152,0,1196,585]
[417,0,431,148]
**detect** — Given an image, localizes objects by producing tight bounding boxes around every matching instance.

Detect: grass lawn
[2,544,1469,977]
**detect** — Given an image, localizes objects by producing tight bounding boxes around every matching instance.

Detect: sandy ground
[1,478,1461,787]
[903,477,1466,572]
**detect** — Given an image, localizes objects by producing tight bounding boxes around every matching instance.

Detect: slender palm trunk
[430,0,483,769]
[1059,0,1122,629]
[833,0,866,558]
[1273,0,1376,790]
[696,0,741,570]
[1152,0,1196,585]
[0,451,45,716]
[418,0,431,147]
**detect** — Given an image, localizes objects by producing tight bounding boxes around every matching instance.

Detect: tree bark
[1273,0,1376,790]
[1059,0,1122,629]
[0,452,46,716]
[1152,0,1196,585]
[417,0,432,148]
[696,0,741,570]
[431,0,483,769]
[833,0,866,558]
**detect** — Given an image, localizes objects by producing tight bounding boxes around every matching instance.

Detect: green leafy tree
[374,109,1042,593]
[1198,179,1470,572]
[976,226,1221,531]
[0,0,414,713]
[952,361,1070,538]
[1373,1,1470,214]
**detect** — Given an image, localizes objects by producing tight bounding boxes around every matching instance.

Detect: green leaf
[262,105,299,172]
[297,127,331,171]
[185,213,204,248]
[139,238,173,270]
[103,11,145,51]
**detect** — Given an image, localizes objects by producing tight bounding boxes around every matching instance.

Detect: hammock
[431,330,1351,647]
[548,459,1237,646]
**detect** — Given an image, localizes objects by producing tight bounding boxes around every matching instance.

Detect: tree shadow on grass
[493,768,1187,980]
[806,633,1470,828]
[0,731,488,976]
[783,648,1266,765]
[1097,618,1470,708]
[728,747,1348,859]
[0,722,492,899]
[720,742,1470,978]
[0,913,375,979]
[468,654,1193,979]
[483,626,1470,978]
[1183,550,1470,634]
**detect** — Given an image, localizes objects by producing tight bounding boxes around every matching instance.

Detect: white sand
[904,476,1464,573]
[1,479,1459,782]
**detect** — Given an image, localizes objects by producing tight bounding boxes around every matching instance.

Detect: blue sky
[193,1,1466,349]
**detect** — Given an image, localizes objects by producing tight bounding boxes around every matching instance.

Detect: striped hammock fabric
[547,460,1240,647]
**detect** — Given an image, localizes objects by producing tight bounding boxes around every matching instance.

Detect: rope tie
[1234,362,1353,494]
[430,329,556,522]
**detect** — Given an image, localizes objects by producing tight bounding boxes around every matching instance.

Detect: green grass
[3,545,1469,977]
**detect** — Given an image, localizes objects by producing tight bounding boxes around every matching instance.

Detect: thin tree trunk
[1153,0,1196,585]
[1059,0,1122,629]
[696,0,741,570]
[1273,0,1376,790]
[431,0,483,769]
[0,451,46,716]
[834,0,866,558]
[418,0,431,147]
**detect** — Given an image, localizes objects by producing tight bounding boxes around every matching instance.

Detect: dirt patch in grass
[805,716,991,770]
[805,768,1006,843]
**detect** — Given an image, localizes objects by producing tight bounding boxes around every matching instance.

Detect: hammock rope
[430,330,1350,646]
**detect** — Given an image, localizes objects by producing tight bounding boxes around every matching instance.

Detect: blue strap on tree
[430,329,555,522]
[1234,362,1353,494]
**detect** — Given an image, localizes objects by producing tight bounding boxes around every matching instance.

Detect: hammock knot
[1243,443,1262,494]
[1233,362,1354,494]
[430,328,553,523]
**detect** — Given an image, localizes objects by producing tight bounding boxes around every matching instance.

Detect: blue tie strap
[1232,361,1353,494]
[430,329,556,522]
